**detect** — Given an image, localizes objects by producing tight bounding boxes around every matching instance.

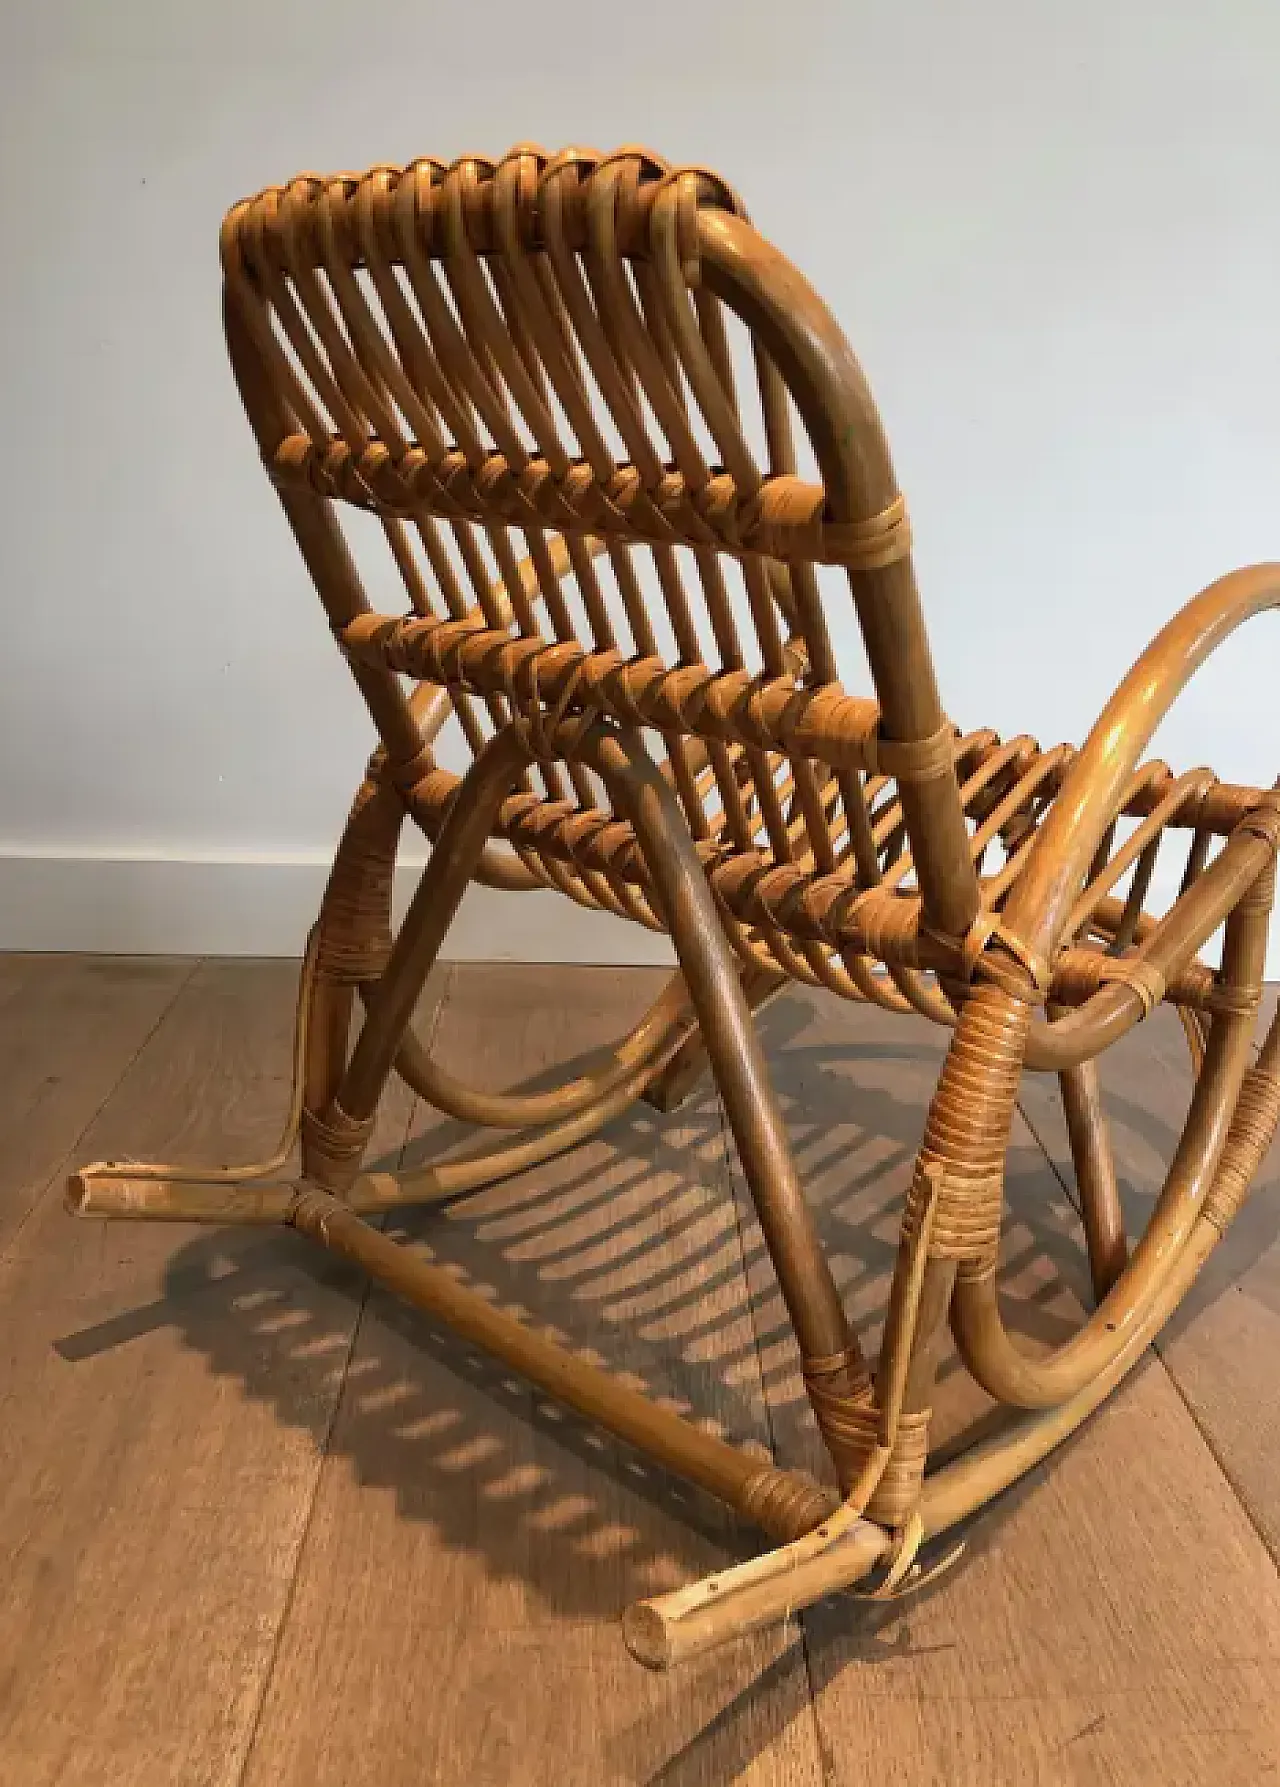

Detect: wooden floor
[1,958,1279,1785]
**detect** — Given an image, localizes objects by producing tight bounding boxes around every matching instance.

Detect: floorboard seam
[1014,1092,1084,1217]
[232,963,452,1785]
[1022,1093,1280,1586]
[718,1070,838,1779]
[230,1281,375,1787]
[1151,1340,1280,1577]
[0,954,200,1270]
[1018,1080,1280,1577]
[718,1094,787,1482]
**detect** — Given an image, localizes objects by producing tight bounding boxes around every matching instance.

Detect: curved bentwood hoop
[71,145,1280,1669]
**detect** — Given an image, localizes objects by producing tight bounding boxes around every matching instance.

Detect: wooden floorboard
[1,960,1278,1783]
[239,964,826,1787]
[0,955,191,1256]
[0,958,415,1787]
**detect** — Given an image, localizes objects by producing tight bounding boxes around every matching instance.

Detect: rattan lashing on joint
[336,609,886,768]
[68,140,1280,1673]
[274,434,914,571]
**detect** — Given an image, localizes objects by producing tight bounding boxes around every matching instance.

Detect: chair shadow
[52,981,1274,1782]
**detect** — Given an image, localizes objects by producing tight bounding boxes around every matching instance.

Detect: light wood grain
[0,958,419,1787]
[239,963,825,1787]
[730,986,1280,1787]
[0,954,190,1254]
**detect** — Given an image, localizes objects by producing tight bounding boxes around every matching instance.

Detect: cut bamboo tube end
[621,1600,681,1670]
[637,1054,706,1114]
[621,1519,890,1670]
[66,1171,300,1224]
[66,1167,411,1223]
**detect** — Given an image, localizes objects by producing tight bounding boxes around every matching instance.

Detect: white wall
[1,1,1278,962]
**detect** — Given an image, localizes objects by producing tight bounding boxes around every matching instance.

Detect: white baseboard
[0,849,1270,978]
[0,850,676,963]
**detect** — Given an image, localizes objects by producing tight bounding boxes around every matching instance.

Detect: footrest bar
[288,1186,837,1540]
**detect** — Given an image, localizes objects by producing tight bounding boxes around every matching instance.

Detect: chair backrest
[221,144,980,939]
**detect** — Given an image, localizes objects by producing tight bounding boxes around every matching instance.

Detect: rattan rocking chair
[71,144,1280,1669]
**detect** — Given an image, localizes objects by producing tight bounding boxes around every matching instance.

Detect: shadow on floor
[51,982,1274,1779]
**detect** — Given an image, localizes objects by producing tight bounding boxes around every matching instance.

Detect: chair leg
[300,772,404,1188]
[623,1160,953,1669]
[67,725,830,1239]
[859,979,1036,1525]
[1059,1055,1127,1302]
[586,727,875,1473]
[953,874,1269,1410]
[305,729,535,1191]
[68,734,540,1219]
[639,965,787,1114]
[621,977,1280,1670]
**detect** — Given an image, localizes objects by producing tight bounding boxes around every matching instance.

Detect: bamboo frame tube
[69,1033,683,1223]
[72,931,320,1203]
[289,1186,837,1539]
[383,969,696,1129]
[1001,563,1280,969]
[67,1176,303,1224]
[1021,820,1276,1071]
[697,211,982,940]
[304,979,354,1120]
[625,1163,953,1669]
[640,966,787,1114]
[357,1048,683,1207]
[1258,999,1280,1078]
[952,865,1270,1409]
[339,728,535,1123]
[920,1203,1226,1538]
[587,727,869,1393]
[1059,1053,1127,1301]
[623,1517,890,1670]
[953,1008,1251,1409]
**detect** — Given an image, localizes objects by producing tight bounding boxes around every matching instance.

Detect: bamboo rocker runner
[69,144,1280,1669]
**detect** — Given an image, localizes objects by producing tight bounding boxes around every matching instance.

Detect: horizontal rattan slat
[340,610,885,770]
[271,433,910,569]
[228,152,742,266]
[342,599,1269,835]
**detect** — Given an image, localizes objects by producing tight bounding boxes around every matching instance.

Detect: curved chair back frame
[220,147,980,943]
